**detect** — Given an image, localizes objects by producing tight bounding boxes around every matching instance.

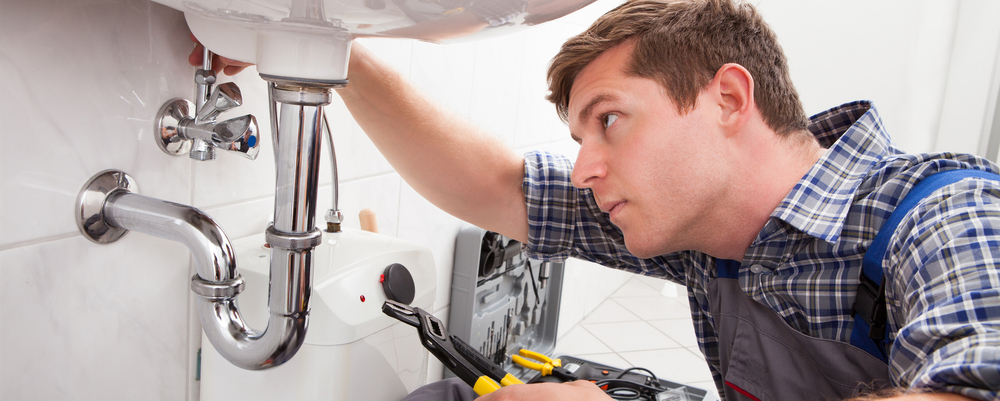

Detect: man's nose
[571,144,606,188]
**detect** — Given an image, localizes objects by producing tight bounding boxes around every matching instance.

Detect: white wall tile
[0,235,190,400]
[0,0,193,246]
[469,31,527,146]
[409,40,478,119]
[396,182,465,310]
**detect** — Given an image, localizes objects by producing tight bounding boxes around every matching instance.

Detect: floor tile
[554,324,611,356]
[582,321,681,352]
[581,299,640,324]
[610,277,663,298]
[647,319,700,348]
[635,275,674,291]
[613,295,691,321]
[617,348,716,386]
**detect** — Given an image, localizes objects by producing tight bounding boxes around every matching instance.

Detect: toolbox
[448,225,709,400]
[448,224,563,380]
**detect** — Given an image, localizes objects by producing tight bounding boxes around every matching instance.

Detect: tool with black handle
[382,300,524,395]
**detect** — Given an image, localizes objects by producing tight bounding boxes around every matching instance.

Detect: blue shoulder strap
[850,169,1000,363]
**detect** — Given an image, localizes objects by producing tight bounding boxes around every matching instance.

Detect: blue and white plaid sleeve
[887,179,1000,400]
[520,151,688,282]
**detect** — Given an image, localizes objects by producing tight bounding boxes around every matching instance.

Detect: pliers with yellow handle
[511,349,579,382]
[382,300,524,395]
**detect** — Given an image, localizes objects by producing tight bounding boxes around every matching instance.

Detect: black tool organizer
[449,225,709,401]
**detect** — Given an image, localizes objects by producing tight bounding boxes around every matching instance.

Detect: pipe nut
[325,209,344,224]
[265,225,323,250]
[191,274,245,299]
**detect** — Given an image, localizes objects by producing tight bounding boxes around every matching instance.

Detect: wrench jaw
[423,314,448,340]
[381,300,508,395]
[382,300,421,328]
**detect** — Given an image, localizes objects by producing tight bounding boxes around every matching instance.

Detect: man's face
[567,42,730,258]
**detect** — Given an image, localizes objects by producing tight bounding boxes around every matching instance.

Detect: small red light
[379,274,385,283]
[360,295,366,302]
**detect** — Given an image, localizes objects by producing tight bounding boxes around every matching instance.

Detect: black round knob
[382,263,415,304]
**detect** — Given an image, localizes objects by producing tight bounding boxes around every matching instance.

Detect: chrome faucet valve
[154,51,260,161]
[155,97,260,160]
[197,82,243,123]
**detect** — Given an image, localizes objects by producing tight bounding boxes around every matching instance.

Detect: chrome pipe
[270,84,328,234]
[104,192,237,282]
[102,191,309,369]
[191,47,217,160]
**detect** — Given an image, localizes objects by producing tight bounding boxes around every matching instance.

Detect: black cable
[606,388,641,400]
[616,367,660,383]
[606,386,642,400]
[594,379,669,401]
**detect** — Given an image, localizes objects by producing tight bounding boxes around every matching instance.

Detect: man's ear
[712,63,754,136]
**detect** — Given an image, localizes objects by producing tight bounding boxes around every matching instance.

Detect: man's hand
[476,381,612,401]
[187,34,253,76]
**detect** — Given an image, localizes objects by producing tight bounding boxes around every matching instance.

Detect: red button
[360,295,366,302]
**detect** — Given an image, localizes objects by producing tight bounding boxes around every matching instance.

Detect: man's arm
[336,43,529,242]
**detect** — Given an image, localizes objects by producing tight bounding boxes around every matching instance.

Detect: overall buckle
[851,273,887,342]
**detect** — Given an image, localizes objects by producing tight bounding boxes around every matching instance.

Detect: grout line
[0,232,79,252]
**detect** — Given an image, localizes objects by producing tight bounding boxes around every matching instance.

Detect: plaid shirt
[521,101,1000,400]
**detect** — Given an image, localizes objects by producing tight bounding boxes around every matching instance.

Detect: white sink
[151,0,597,81]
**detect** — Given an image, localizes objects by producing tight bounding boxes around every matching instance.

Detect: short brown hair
[547,0,809,137]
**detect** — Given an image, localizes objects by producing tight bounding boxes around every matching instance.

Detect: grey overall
[710,265,892,401]
[712,169,1000,401]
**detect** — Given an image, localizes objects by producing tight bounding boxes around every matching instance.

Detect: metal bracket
[265,225,323,250]
[76,169,138,244]
[191,274,246,300]
[155,98,196,156]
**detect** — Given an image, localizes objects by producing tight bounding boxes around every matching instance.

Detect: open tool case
[448,224,563,380]
[449,225,709,401]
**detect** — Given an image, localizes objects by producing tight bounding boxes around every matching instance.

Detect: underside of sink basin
[152,0,597,81]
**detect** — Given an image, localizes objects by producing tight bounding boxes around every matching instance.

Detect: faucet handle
[211,114,260,160]
[197,82,243,123]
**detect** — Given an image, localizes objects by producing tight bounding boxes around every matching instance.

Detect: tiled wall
[3,0,998,400]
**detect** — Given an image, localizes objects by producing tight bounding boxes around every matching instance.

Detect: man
[194,0,999,400]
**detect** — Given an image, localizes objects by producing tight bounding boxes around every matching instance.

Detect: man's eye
[603,114,618,129]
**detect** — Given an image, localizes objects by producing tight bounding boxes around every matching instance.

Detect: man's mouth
[603,201,626,219]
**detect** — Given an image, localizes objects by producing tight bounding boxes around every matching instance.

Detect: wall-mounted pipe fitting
[79,73,343,371]
[155,49,261,161]
[76,170,308,370]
